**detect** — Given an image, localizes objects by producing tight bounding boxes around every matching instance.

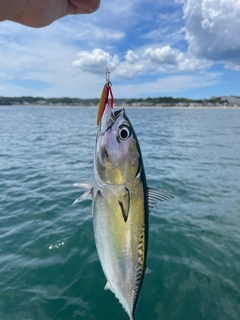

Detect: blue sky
[0,0,240,99]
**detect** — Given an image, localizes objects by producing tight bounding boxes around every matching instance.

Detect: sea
[0,105,240,320]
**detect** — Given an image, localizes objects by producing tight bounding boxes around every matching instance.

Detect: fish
[74,103,173,320]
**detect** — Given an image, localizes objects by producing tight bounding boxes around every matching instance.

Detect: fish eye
[118,126,131,141]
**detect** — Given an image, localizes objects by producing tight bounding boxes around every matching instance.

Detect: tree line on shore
[0,95,227,106]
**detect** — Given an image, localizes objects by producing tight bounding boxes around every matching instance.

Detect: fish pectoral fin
[73,187,93,205]
[73,182,92,189]
[148,187,174,212]
[104,282,114,293]
[118,187,130,222]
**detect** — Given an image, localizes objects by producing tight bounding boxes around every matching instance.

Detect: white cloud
[72,49,146,79]
[72,46,208,79]
[125,50,139,64]
[115,61,146,79]
[144,46,178,65]
[72,49,120,74]
[143,46,207,72]
[177,0,240,67]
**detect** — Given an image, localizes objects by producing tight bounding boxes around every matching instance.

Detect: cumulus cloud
[72,46,208,79]
[72,49,146,78]
[144,46,178,65]
[72,49,120,74]
[125,50,139,64]
[177,0,240,66]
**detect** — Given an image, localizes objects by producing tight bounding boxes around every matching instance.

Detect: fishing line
[93,5,110,70]
[0,29,35,47]
[100,3,110,74]
[0,0,64,48]
[96,3,114,126]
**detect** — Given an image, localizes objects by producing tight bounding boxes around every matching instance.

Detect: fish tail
[128,311,135,320]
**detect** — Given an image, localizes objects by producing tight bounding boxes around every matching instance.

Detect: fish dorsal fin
[148,187,174,212]
[118,188,130,222]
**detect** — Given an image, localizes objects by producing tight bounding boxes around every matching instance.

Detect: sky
[0,0,240,99]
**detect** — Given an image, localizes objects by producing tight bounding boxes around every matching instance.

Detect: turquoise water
[0,106,240,320]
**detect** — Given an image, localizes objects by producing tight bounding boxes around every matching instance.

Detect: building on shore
[220,96,240,105]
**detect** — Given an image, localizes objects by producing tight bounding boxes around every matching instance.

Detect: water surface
[0,106,240,320]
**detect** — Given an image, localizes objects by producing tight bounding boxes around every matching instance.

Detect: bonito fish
[74,103,173,320]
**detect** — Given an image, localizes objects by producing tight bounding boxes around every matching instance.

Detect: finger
[68,0,100,14]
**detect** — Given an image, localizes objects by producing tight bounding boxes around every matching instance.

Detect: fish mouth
[99,105,125,132]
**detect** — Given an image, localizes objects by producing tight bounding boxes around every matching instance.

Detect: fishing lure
[96,67,114,125]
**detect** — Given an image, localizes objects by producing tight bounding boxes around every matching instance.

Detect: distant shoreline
[1,104,240,109]
[1,95,240,108]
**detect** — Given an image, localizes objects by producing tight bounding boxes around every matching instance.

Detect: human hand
[0,0,100,27]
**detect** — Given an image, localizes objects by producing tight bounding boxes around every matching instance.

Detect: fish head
[95,106,141,185]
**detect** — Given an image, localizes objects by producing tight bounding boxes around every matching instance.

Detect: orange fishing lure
[96,68,114,125]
